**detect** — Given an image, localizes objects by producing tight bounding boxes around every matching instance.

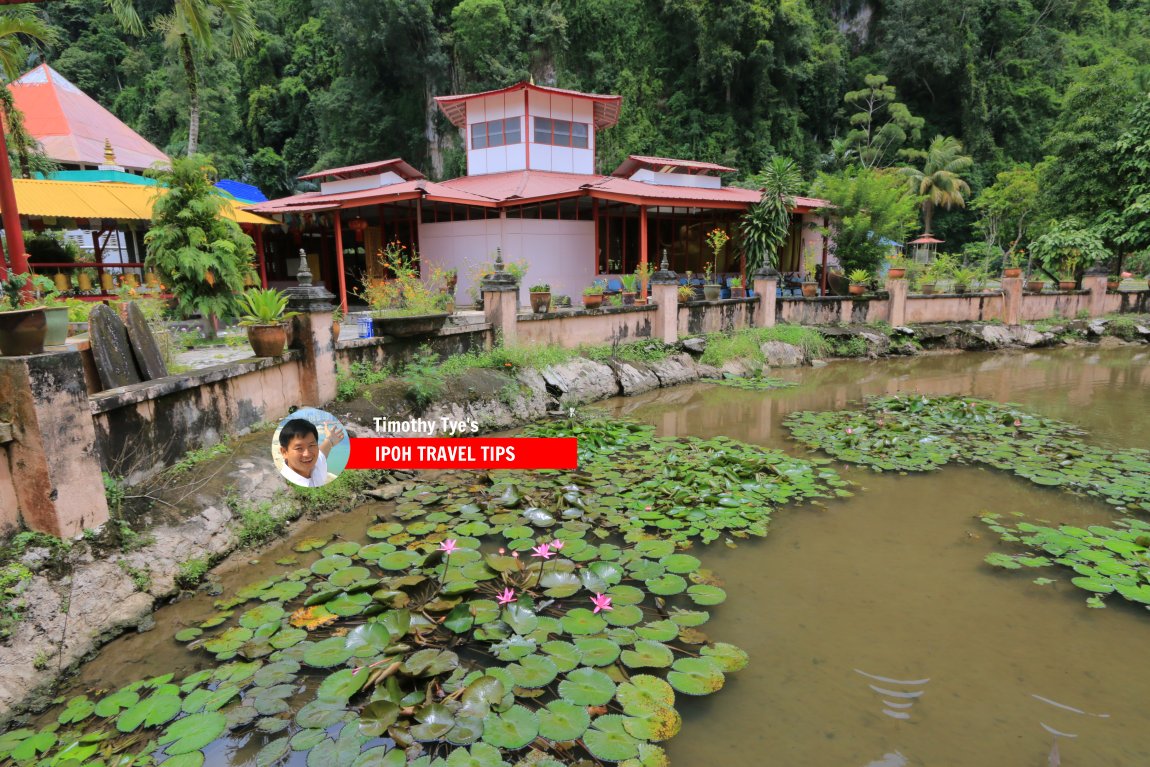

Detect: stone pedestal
[651,283,679,344]
[752,275,778,328]
[481,253,520,346]
[285,251,338,406]
[886,278,908,326]
[0,349,109,537]
[1082,273,1107,318]
[1001,277,1023,325]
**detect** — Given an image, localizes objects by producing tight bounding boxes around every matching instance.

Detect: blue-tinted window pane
[534,117,552,144]
[553,119,571,146]
[489,120,504,147]
[572,122,588,149]
[505,117,521,144]
[472,122,487,150]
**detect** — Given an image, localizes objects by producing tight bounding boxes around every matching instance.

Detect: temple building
[251,82,832,307]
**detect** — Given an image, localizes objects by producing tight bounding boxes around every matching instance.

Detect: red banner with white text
[345,438,578,470]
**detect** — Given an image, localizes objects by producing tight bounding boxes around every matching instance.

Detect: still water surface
[58,347,1150,766]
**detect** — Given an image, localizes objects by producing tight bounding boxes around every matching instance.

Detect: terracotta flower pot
[1003,267,1023,278]
[801,282,818,298]
[848,284,866,296]
[331,321,341,340]
[0,307,47,356]
[1106,280,1120,293]
[1026,280,1045,293]
[953,284,969,294]
[729,287,746,298]
[247,324,287,356]
[920,283,937,295]
[887,268,906,279]
[582,294,603,309]
[621,291,637,306]
[529,291,551,313]
[1058,280,1077,291]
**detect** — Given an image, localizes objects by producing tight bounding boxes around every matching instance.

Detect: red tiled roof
[249,167,832,215]
[613,155,737,177]
[908,235,944,244]
[435,82,622,130]
[8,64,169,171]
[298,158,424,182]
[436,170,594,203]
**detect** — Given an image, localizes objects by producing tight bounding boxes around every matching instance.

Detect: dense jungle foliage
[10,0,1150,263]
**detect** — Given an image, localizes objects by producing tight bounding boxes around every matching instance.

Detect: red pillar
[592,198,599,274]
[0,108,28,285]
[820,215,829,297]
[254,225,268,288]
[639,204,648,301]
[334,211,348,312]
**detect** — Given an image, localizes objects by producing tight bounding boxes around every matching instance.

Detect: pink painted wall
[1017,291,1094,322]
[905,293,1005,323]
[419,218,595,305]
[517,307,658,348]
[677,299,757,336]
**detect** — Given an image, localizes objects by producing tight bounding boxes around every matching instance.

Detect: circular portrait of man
[272,408,349,488]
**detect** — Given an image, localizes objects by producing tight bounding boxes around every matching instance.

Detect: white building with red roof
[252,82,831,309]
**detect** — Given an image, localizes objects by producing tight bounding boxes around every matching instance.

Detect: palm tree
[901,135,973,235]
[106,0,255,155]
[739,156,804,273]
[0,7,60,178]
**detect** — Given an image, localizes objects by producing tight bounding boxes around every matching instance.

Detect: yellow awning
[3,178,276,226]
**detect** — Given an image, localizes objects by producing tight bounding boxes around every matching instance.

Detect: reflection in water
[854,669,929,721]
[608,347,1150,767]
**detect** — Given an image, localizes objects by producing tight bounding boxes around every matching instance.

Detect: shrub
[175,557,211,589]
[402,347,445,409]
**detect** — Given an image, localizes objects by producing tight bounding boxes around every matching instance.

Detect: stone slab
[88,304,142,390]
[125,302,168,381]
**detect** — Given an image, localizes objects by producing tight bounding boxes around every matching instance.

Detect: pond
[7,346,1149,767]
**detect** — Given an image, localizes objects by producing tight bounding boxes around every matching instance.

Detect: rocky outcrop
[761,341,809,367]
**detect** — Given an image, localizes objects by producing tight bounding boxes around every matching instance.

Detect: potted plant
[886,253,909,279]
[677,285,695,303]
[620,274,638,305]
[704,227,729,299]
[552,294,571,309]
[1025,274,1046,293]
[26,274,70,346]
[582,283,604,309]
[847,269,870,296]
[702,262,721,301]
[1106,274,1121,292]
[238,288,298,356]
[920,254,952,295]
[0,273,48,356]
[801,253,819,297]
[363,243,451,337]
[1058,255,1080,291]
[728,276,746,298]
[951,266,978,294]
[331,305,344,339]
[1002,250,1023,279]
[529,283,552,313]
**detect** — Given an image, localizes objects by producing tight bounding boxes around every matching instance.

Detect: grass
[117,560,152,592]
[167,442,232,478]
[336,361,392,400]
[580,340,674,364]
[292,470,387,517]
[0,562,32,640]
[232,499,290,549]
[175,557,211,589]
[699,325,828,367]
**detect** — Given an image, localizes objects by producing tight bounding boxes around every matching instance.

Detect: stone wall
[90,354,305,485]
[336,324,492,372]
[904,292,1006,323]
[517,305,657,347]
[677,298,757,336]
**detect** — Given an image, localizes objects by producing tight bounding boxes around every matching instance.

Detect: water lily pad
[576,637,621,667]
[659,554,701,574]
[403,649,460,676]
[303,636,356,668]
[290,728,328,751]
[558,667,616,706]
[254,736,291,767]
[668,609,709,627]
[311,555,352,575]
[344,622,391,654]
[645,574,687,595]
[604,604,644,627]
[116,693,182,732]
[584,714,640,761]
[541,640,581,672]
[700,642,749,672]
[317,667,370,703]
[239,603,285,629]
[620,640,674,669]
[607,584,645,606]
[561,608,607,635]
[503,604,539,635]
[481,704,538,749]
[538,700,591,742]
[616,674,676,714]
[686,584,726,605]
[358,700,400,737]
[509,654,559,688]
[94,689,139,718]
[667,657,725,696]
[158,711,228,755]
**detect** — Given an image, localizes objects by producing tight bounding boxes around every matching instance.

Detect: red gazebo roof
[435,82,622,130]
[612,155,737,177]
[909,235,944,244]
[299,158,424,182]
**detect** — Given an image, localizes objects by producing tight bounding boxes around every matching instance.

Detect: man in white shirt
[278,418,345,487]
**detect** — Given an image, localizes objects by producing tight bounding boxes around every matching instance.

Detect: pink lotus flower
[531,543,554,560]
[1013,419,1022,427]
[512,551,519,558]
[845,427,854,435]
[496,588,516,606]
[498,548,506,555]
[550,539,565,551]
[438,539,458,554]
[591,593,613,613]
